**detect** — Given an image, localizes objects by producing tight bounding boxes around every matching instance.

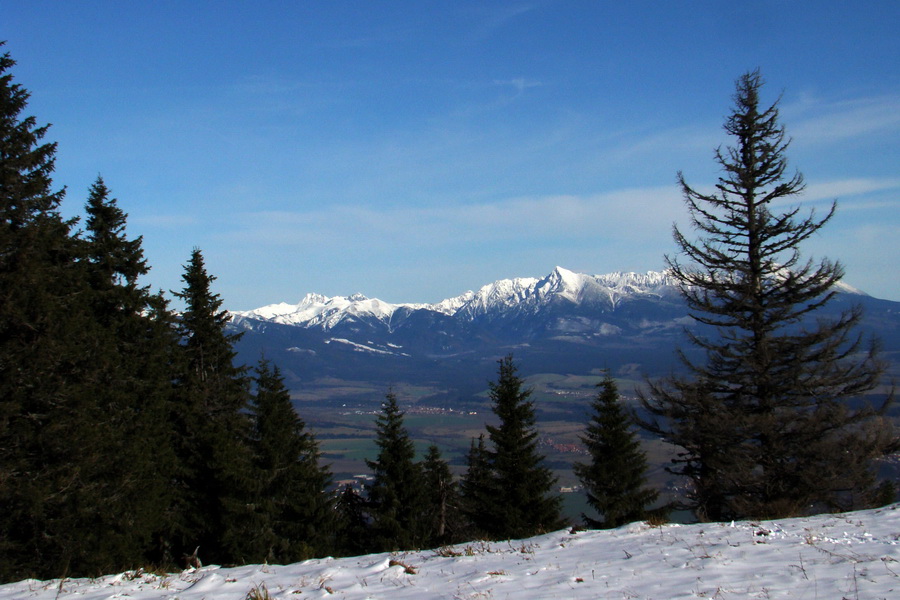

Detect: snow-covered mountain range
[228,266,896,403]
[232,267,684,331]
[232,266,868,332]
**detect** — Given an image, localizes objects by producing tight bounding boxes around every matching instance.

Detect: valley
[230,266,900,522]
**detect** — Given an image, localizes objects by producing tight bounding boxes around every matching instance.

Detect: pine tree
[421,444,462,546]
[639,70,895,521]
[246,358,332,563]
[168,248,255,565]
[365,391,427,551]
[573,374,658,528]
[480,355,563,539]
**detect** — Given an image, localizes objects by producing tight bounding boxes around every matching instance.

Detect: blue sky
[3,1,898,308]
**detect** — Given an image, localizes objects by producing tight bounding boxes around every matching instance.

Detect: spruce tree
[639,70,894,520]
[333,484,370,556]
[247,358,332,563]
[422,444,462,546]
[168,248,255,565]
[459,434,493,537]
[574,374,658,528]
[72,176,179,572]
[0,44,113,580]
[365,391,427,551]
[0,46,185,579]
[134,291,185,565]
[83,176,148,310]
[481,355,563,539]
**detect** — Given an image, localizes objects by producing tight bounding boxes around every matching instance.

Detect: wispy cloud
[787,94,900,145]
[493,77,543,94]
[228,185,683,251]
[802,177,900,206]
[467,3,540,42]
[612,125,720,163]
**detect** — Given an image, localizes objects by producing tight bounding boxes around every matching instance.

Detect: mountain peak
[538,266,587,302]
[551,265,580,280]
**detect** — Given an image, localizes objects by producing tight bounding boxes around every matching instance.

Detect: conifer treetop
[0,44,65,229]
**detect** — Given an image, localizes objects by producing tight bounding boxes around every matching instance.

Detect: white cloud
[787,94,900,145]
[229,185,683,250]
[801,177,900,206]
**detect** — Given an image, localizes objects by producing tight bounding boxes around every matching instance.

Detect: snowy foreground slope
[3,506,899,600]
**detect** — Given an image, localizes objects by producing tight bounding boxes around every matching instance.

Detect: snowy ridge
[231,267,687,330]
[536,267,682,309]
[231,266,869,333]
[3,504,898,599]
[453,275,541,320]
[428,290,476,316]
[834,279,867,295]
[236,292,430,330]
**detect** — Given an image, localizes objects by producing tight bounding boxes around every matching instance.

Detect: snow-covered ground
[2,504,898,599]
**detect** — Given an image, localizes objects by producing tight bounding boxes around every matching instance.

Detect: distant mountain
[229,267,900,407]
[235,267,682,325]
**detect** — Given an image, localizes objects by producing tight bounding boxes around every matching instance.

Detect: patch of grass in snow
[245,583,271,600]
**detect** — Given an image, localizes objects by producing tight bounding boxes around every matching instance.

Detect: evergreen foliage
[421,444,463,546]
[83,176,148,305]
[0,45,338,578]
[365,391,427,551]
[333,484,371,557]
[465,356,563,540]
[460,434,493,536]
[0,48,183,578]
[75,177,179,573]
[638,70,895,521]
[0,45,122,580]
[574,374,658,528]
[168,248,256,566]
[246,358,332,563]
